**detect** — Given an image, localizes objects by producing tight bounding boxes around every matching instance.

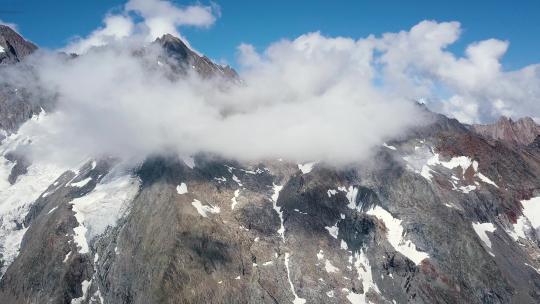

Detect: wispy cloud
[64,0,218,54]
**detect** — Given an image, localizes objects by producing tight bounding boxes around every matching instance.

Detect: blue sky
[1,0,539,70]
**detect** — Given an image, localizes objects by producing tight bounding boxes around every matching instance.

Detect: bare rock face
[0,25,37,64]
[155,34,238,81]
[472,116,540,145]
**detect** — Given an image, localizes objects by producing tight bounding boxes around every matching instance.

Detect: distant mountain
[472,116,540,145]
[0,25,37,64]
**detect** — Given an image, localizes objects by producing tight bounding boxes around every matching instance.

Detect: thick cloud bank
[5,0,540,166]
[15,36,424,166]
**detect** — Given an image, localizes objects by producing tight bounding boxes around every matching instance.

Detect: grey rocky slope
[0,29,540,304]
[0,25,37,65]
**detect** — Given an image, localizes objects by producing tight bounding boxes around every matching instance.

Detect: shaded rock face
[1,30,540,304]
[0,25,37,65]
[472,116,540,145]
[155,34,238,81]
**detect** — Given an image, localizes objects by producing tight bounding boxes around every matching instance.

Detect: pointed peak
[0,24,38,64]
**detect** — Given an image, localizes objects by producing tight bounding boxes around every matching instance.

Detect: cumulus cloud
[373,20,540,123]
[65,0,218,54]
[16,33,424,166]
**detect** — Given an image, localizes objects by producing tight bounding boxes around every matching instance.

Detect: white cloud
[64,0,218,54]
[65,15,134,54]
[373,20,540,123]
[12,31,424,166]
[125,0,218,39]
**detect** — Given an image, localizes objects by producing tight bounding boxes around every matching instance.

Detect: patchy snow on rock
[477,173,498,188]
[298,162,315,174]
[47,206,58,214]
[354,249,380,296]
[271,184,285,240]
[367,206,429,265]
[325,222,339,239]
[317,250,324,261]
[458,185,476,194]
[326,290,335,298]
[341,240,349,250]
[507,216,532,241]
[339,186,358,209]
[191,199,220,218]
[70,177,92,188]
[70,171,140,254]
[176,183,188,194]
[521,197,540,233]
[183,156,195,169]
[403,147,498,193]
[472,222,496,256]
[214,176,227,183]
[383,143,397,150]
[325,259,339,273]
[327,189,337,197]
[63,251,72,263]
[232,174,243,187]
[0,46,5,53]
[231,189,240,210]
[343,288,366,304]
[0,151,66,276]
[284,253,306,304]
[71,279,92,304]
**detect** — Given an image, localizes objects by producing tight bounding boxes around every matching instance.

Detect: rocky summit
[0,26,540,304]
[472,116,540,146]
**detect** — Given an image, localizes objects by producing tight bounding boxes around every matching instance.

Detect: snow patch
[271,184,285,240]
[472,222,496,256]
[353,249,380,298]
[176,183,188,194]
[284,253,306,304]
[327,189,337,197]
[521,197,540,233]
[183,156,195,169]
[191,199,220,218]
[324,259,339,273]
[298,162,315,174]
[70,177,92,188]
[70,172,140,253]
[0,151,66,276]
[325,223,339,239]
[232,174,243,187]
[231,189,240,210]
[367,206,429,265]
[71,279,92,304]
[383,143,397,150]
